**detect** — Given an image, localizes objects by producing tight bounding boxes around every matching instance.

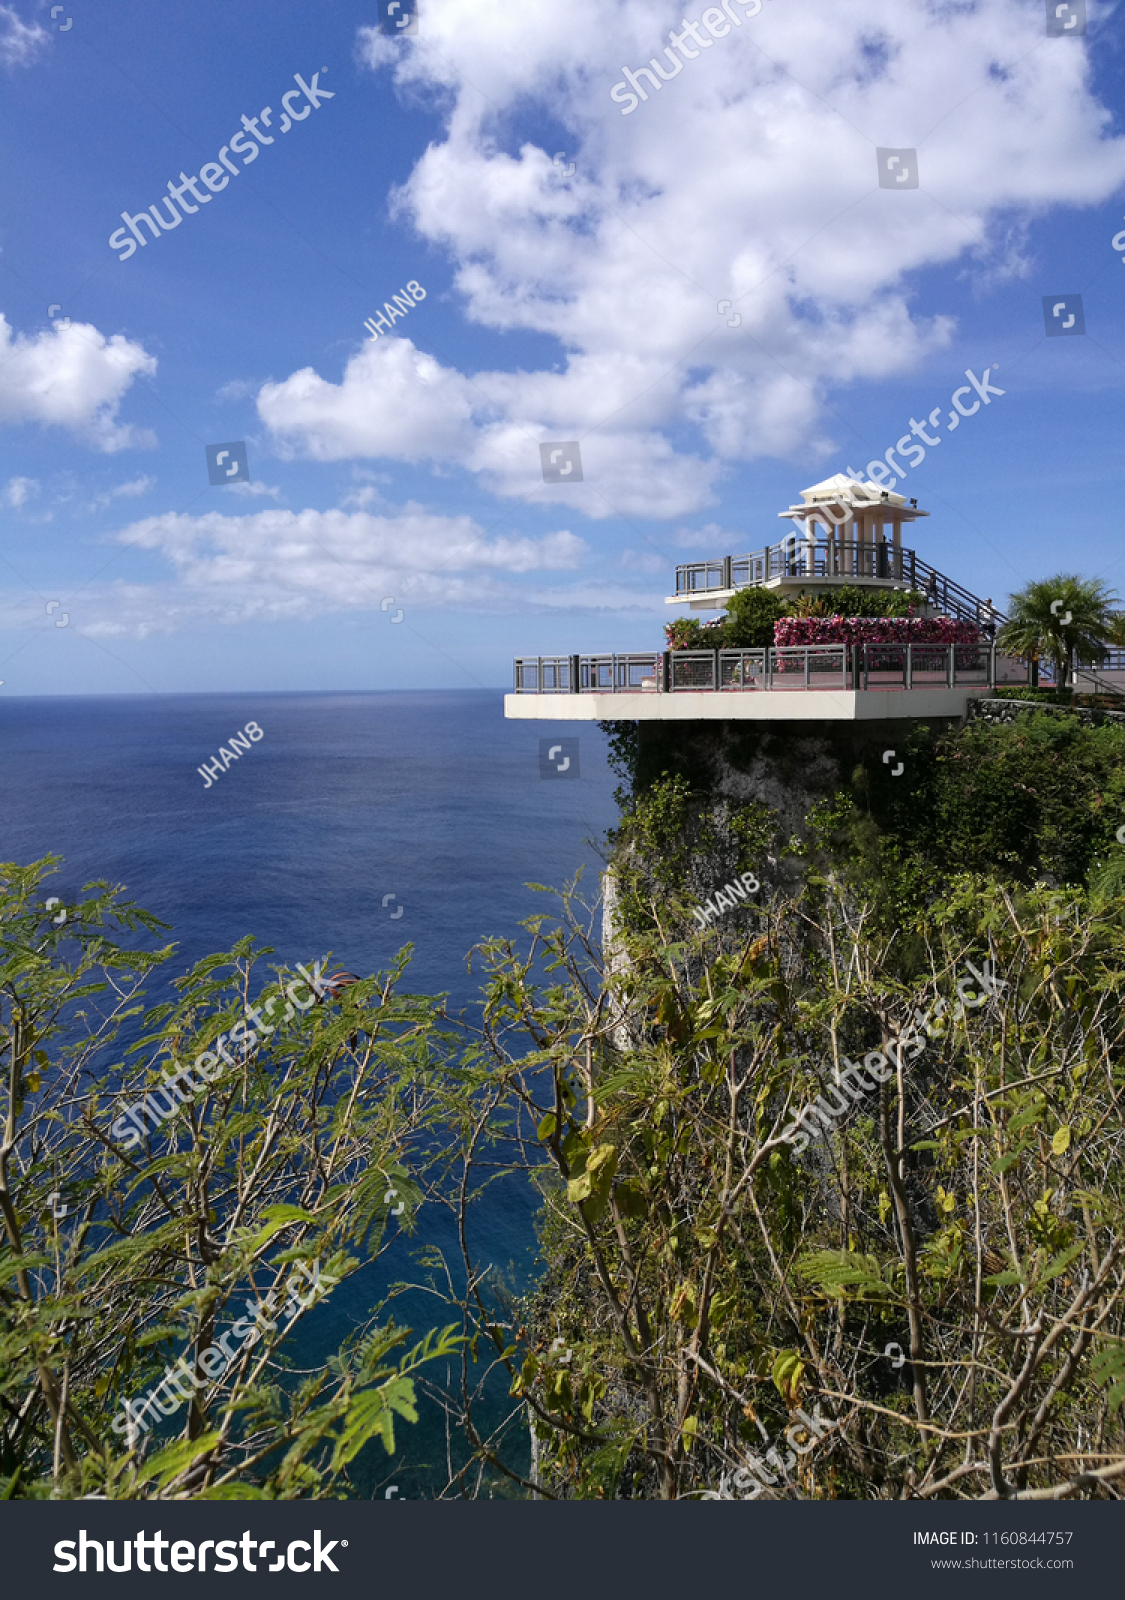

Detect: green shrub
[790,584,924,619]
[990,687,1073,704]
[664,617,708,651]
[719,587,787,648]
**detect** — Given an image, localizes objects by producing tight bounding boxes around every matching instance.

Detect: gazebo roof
[803,472,900,504]
[780,473,929,521]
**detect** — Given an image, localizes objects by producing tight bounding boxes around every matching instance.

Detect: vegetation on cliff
[6,707,1125,1501]
[494,708,1125,1499]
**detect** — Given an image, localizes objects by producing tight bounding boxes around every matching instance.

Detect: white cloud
[3,475,38,508]
[259,340,476,464]
[0,316,156,451]
[250,0,1125,516]
[339,482,390,512]
[91,474,156,509]
[79,504,591,636]
[258,336,717,516]
[215,377,262,403]
[0,5,46,69]
[223,478,284,502]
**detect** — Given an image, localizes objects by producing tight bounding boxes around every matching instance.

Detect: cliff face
[528,703,1125,1503]
[630,716,960,839]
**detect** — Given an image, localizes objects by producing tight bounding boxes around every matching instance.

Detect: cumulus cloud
[251,0,1125,516]
[0,5,46,69]
[3,475,38,508]
[0,316,156,451]
[78,504,591,636]
[258,336,717,516]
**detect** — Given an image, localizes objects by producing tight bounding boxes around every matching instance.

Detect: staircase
[910,555,1007,629]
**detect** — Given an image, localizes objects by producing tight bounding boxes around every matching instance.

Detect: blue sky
[1,0,1124,695]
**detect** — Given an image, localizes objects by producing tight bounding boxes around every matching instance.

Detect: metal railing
[1077,648,1125,673]
[672,539,1007,629]
[513,645,1029,695]
[513,654,661,694]
[676,541,916,592]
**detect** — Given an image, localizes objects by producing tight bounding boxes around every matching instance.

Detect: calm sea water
[0,690,618,1495]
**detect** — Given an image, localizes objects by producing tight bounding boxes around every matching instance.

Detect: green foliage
[480,866,1125,1500]
[597,720,642,813]
[665,617,708,651]
[612,774,713,902]
[990,687,1074,704]
[876,713,1125,889]
[789,585,924,620]
[998,573,1120,688]
[0,857,460,1500]
[719,586,788,648]
[730,802,775,873]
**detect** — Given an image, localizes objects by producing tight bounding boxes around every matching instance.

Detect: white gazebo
[664,474,934,611]
[776,472,929,588]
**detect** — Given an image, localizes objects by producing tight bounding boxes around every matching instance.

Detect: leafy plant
[998,574,1120,689]
[0,857,459,1499]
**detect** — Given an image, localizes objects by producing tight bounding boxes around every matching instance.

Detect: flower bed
[774,616,981,647]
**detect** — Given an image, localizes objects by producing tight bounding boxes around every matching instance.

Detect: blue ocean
[0,690,618,1496]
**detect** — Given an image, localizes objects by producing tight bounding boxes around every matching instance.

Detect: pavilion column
[893,519,902,581]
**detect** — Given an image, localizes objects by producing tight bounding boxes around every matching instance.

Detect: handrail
[1078,648,1125,672]
[513,644,1018,695]
[672,539,1007,629]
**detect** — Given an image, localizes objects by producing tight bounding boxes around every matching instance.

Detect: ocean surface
[0,690,619,1496]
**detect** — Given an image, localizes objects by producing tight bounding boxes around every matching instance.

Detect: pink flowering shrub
[774,615,980,647]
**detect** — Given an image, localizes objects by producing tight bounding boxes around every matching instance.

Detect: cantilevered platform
[507,643,1031,723]
[505,684,991,723]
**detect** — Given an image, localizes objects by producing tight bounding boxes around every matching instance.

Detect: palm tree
[997,574,1119,689]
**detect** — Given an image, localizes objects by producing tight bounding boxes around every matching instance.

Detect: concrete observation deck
[506,644,1031,724]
